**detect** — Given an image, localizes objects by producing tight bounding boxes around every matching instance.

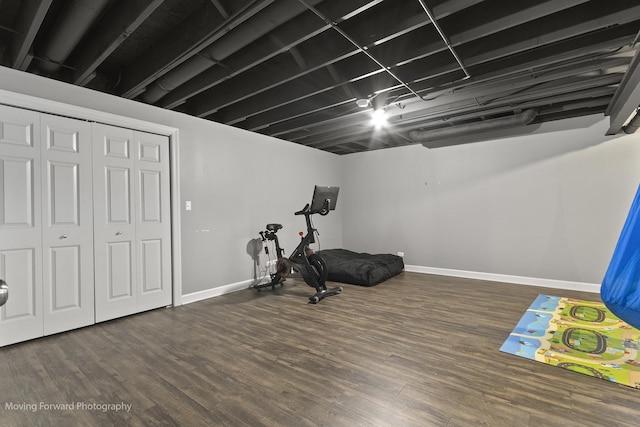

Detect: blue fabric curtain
[601,184,640,329]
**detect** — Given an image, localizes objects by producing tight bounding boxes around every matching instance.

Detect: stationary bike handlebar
[294,203,310,216]
[294,200,331,216]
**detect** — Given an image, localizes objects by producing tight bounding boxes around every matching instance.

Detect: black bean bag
[316,249,404,286]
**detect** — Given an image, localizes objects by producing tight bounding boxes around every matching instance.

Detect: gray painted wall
[178,127,342,293]
[172,119,343,294]
[0,66,342,295]
[2,65,638,293]
[340,115,640,284]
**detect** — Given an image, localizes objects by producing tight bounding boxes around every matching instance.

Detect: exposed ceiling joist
[605,44,640,135]
[9,0,52,70]
[210,5,640,135]
[69,0,165,86]
[117,0,261,99]
[0,0,639,154]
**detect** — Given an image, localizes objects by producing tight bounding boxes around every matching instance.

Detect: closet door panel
[106,241,133,298]
[135,131,171,311]
[0,105,43,346]
[41,114,94,335]
[93,123,137,322]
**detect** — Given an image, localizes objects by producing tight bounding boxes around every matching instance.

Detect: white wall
[341,115,640,285]
[0,66,342,296]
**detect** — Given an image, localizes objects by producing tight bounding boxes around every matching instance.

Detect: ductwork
[410,109,538,148]
[141,0,322,104]
[37,0,110,75]
[623,108,640,134]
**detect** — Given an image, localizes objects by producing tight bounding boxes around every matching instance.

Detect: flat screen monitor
[310,185,339,214]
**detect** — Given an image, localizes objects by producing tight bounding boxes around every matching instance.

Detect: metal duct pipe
[410,109,538,148]
[623,108,640,134]
[37,0,110,75]
[141,0,321,104]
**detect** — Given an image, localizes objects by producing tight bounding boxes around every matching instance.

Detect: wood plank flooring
[1,272,639,426]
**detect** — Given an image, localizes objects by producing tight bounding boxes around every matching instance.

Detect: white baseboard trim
[181,279,256,305]
[181,266,601,305]
[404,265,601,294]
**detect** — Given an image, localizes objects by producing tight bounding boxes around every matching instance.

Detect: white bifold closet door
[92,123,171,322]
[0,106,44,346]
[41,113,95,335]
[0,107,95,346]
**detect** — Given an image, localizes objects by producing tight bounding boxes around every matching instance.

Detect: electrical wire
[252,235,276,287]
[315,229,322,251]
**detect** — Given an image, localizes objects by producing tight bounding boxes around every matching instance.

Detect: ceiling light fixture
[370,109,388,129]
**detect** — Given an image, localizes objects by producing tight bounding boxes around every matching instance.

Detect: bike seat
[266,223,282,232]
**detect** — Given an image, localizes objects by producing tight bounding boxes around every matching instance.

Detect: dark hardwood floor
[1,272,639,426]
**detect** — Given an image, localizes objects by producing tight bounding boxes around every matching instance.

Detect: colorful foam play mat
[500,295,640,388]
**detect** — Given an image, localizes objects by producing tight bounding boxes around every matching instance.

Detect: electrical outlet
[397,251,404,257]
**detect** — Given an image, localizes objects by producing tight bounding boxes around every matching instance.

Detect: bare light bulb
[370,109,388,128]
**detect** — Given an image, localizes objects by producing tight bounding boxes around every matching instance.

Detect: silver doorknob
[0,279,8,307]
[115,231,122,236]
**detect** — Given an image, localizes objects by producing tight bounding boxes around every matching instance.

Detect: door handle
[60,234,68,239]
[115,231,123,236]
[0,279,8,307]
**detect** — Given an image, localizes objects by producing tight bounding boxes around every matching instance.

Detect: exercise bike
[254,186,342,304]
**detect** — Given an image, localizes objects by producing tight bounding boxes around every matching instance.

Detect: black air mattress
[316,249,404,287]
